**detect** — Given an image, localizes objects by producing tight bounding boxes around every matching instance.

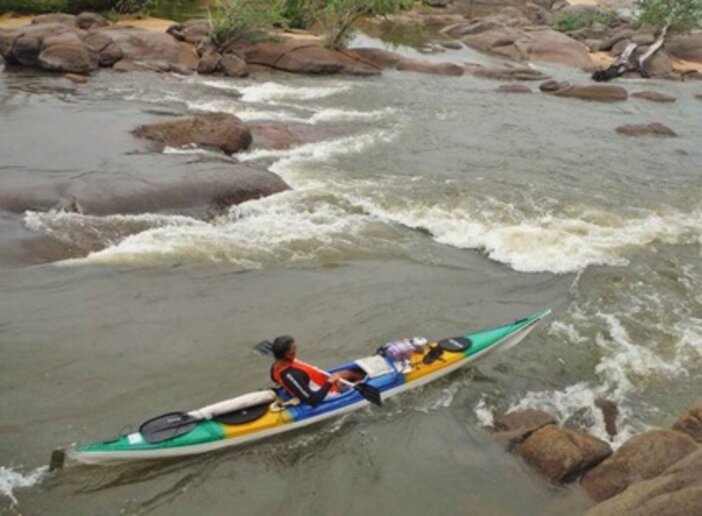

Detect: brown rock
[167,19,211,45]
[197,51,222,74]
[37,33,99,74]
[631,91,676,103]
[609,38,632,57]
[396,59,464,76]
[348,47,402,68]
[133,113,253,155]
[497,83,532,93]
[615,122,677,137]
[63,73,88,84]
[595,398,619,439]
[100,27,199,72]
[539,79,570,91]
[12,35,42,66]
[0,28,19,63]
[249,122,308,150]
[599,28,635,52]
[587,449,702,516]
[466,64,549,81]
[552,84,628,102]
[666,31,702,63]
[672,399,702,443]
[517,426,612,483]
[490,409,556,450]
[76,12,109,31]
[514,27,593,68]
[581,429,698,502]
[220,54,248,77]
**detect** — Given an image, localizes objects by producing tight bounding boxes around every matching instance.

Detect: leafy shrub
[555,8,618,33]
[208,0,285,45]
[635,0,702,34]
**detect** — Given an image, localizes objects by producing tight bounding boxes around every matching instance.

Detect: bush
[635,0,702,34]
[0,0,147,15]
[555,8,618,33]
[208,0,285,45]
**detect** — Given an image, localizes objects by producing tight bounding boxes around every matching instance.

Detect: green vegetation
[635,0,702,34]
[304,0,412,49]
[207,0,285,45]
[0,0,142,15]
[554,8,618,33]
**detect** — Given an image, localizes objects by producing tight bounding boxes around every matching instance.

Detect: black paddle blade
[254,340,274,356]
[139,412,199,444]
[355,383,382,406]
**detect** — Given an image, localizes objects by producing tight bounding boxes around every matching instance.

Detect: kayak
[56,309,550,467]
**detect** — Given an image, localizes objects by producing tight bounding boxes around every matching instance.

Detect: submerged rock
[615,122,677,137]
[516,426,612,483]
[496,83,532,93]
[466,63,549,81]
[594,398,618,440]
[581,429,698,502]
[133,114,253,155]
[631,91,676,103]
[587,448,702,516]
[551,84,628,102]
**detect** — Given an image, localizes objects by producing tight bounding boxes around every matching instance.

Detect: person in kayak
[270,335,365,407]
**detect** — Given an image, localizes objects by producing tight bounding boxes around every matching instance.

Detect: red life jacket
[271,359,339,395]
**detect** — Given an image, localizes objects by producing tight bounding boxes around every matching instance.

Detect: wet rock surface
[615,122,677,137]
[631,91,676,103]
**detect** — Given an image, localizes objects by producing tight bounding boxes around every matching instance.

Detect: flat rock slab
[615,123,677,137]
[497,83,532,93]
[631,91,676,103]
[516,425,612,483]
[552,84,628,102]
[587,448,702,516]
[581,429,698,502]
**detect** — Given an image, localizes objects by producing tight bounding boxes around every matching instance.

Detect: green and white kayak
[55,309,550,467]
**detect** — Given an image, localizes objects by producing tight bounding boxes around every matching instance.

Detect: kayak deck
[64,309,550,465]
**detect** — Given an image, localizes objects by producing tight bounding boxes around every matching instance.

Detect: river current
[1,34,701,514]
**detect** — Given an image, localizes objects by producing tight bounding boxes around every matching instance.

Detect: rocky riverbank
[486,398,702,514]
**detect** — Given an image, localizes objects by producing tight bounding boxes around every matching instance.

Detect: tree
[304,0,412,50]
[635,0,702,34]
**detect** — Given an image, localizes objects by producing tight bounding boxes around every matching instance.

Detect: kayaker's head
[272,335,297,362]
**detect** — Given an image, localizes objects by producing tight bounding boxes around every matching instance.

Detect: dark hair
[272,335,295,359]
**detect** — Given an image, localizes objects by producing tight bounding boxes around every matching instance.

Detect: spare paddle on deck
[255,340,382,407]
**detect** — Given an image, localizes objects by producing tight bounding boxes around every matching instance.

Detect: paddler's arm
[280,369,334,407]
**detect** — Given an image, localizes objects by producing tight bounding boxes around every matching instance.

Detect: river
[1,30,701,514]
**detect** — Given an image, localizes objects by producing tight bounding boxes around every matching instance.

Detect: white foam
[354,200,702,274]
[199,80,352,103]
[307,107,396,124]
[0,465,47,505]
[474,396,495,427]
[187,100,309,123]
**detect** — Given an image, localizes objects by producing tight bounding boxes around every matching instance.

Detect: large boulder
[197,51,222,74]
[220,54,249,77]
[76,12,110,31]
[615,122,677,137]
[232,40,380,76]
[516,426,612,483]
[666,31,702,63]
[672,399,702,443]
[551,84,628,102]
[37,32,99,74]
[489,409,556,450]
[132,114,253,155]
[100,26,199,72]
[167,19,211,45]
[82,31,123,67]
[6,23,75,67]
[587,449,702,516]
[639,48,674,77]
[581,429,699,502]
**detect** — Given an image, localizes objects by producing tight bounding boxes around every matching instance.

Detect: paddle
[254,340,382,406]
[139,401,272,444]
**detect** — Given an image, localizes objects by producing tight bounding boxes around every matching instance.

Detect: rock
[599,28,635,52]
[609,38,632,57]
[63,73,88,84]
[197,51,221,74]
[100,26,199,72]
[672,399,702,442]
[639,49,673,78]
[587,449,702,516]
[396,59,464,76]
[32,14,77,27]
[595,398,619,439]
[462,26,522,60]
[234,40,380,76]
[0,28,19,63]
[497,83,532,93]
[615,123,677,137]
[539,79,569,91]
[76,12,109,31]
[466,64,549,81]
[12,35,42,66]
[37,32,99,74]
[631,91,676,103]
[632,32,655,46]
[696,93,702,100]
[666,31,702,63]
[348,47,402,68]
[133,113,253,155]
[516,426,612,483]
[552,84,628,102]
[440,40,463,50]
[581,429,698,502]
[489,409,556,450]
[220,54,248,77]
[249,122,309,150]
[167,19,211,45]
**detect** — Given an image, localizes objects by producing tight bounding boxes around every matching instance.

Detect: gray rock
[220,53,248,77]
[672,399,702,442]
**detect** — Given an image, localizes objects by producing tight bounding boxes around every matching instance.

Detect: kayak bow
[56,309,550,467]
